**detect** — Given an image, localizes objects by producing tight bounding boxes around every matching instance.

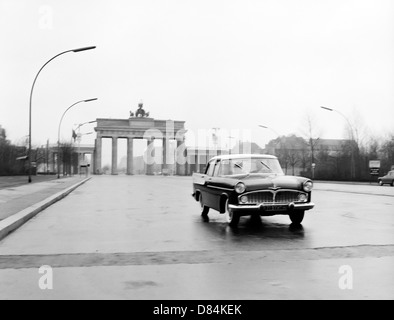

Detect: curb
[0,177,91,241]
[314,180,378,185]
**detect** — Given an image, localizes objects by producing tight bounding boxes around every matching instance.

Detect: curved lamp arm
[28,46,96,182]
[320,106,354,140]
[57,98,97,178]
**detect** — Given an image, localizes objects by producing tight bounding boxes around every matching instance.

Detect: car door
[383,171,393,184]
[211,158,236,192]
[197,159,216,207]
[389,171,394,184]
[204,159,223,211]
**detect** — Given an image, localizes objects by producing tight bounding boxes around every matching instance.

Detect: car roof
[208,154,278,161]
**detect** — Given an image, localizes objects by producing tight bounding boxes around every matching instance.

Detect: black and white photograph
[0,0,393,305]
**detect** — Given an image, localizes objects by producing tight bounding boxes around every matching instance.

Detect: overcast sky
[1,0,393,158]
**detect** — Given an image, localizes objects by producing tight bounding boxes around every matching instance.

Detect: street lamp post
[74,120,97,132]
[228,136,235,154]
[211,127,220,155]
[57,98,97,179]
[258,125,280,137]
[28,46,96,183]
[258,124,281,154]
[73,120,96,175]
[320,107,355,140]
[75,131,93,176]
[320,106,356,179]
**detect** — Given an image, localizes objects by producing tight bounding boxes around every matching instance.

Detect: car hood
[229,174,310,192]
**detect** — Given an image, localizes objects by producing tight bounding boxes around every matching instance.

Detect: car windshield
[219,157,284,176]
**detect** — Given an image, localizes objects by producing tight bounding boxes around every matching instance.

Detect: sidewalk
[0,175,58,190]
[0,176,90,240]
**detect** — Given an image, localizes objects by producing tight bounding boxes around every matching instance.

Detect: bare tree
[380,134,394,172]
[59,142,75,176]
[288,150,301,176]
[275,144,290,175]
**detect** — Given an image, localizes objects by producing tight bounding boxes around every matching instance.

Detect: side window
[213,160,221,177]
[205,160,215,176]
[218,159,231,176]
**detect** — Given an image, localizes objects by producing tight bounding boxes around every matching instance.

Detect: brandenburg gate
[92,103,187,175]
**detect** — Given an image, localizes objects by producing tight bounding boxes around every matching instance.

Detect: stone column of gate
[111,137,118,175]
[146,138,155,175]
[162,137,168,175]
[52,152,56,174]
[79,153,82,175]
[196,152,200,173]
[176,138,187,175]
[95,137,102,174]
[92,148,96,174]
[127,137,134,175]
[83,153,89,175]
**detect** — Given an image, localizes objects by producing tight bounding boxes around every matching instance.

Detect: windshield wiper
[260,161,272,172]
[234,162,243,170]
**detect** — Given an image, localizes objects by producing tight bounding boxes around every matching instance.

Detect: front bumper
[228,202,315,213]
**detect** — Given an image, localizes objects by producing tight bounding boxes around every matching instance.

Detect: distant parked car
[378,170,394,186]
[192,154,315,227]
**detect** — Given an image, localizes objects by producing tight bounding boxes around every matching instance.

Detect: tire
[391,180,394,187]
[289,211,305,225]
[199,194,209,217]
[224,198,240,227]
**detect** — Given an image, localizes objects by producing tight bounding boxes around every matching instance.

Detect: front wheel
[224,199,240,227]
[289,211,304,225]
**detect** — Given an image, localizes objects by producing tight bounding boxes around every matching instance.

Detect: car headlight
[240,195,248,203]
[297,193,308,202]
[303,180,313,192]
[235,182,246,194]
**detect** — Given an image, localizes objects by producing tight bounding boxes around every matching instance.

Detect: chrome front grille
[275,191,301,203]
[239,190,305,204]
[246,191,273,203]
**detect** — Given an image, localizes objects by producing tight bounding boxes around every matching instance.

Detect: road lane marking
[0,244,393,269]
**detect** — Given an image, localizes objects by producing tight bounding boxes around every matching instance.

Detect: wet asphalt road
[0,175,393,299]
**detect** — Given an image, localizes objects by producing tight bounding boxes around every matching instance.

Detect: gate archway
[93,107,187,175]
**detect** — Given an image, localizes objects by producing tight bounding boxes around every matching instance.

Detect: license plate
[264,205,287,211]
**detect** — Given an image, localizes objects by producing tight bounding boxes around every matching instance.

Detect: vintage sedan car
[377,170,394,186]
[192,154,315,226]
